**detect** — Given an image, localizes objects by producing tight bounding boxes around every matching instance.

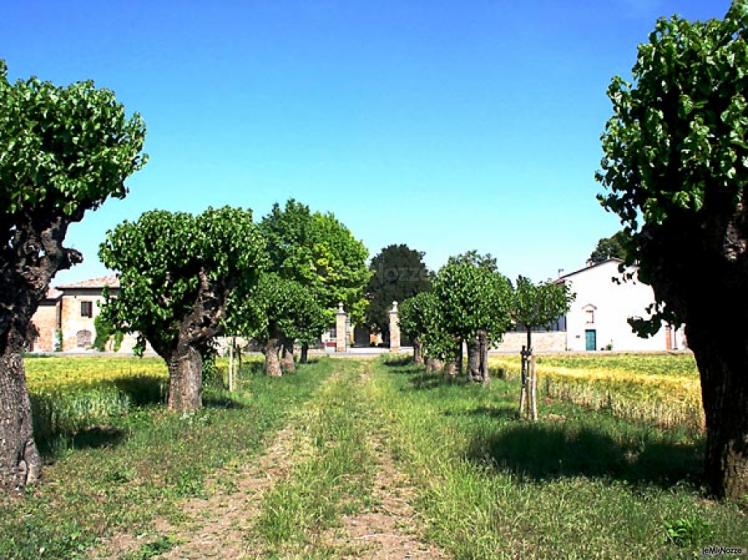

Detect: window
[80,301,93,318]
[76,329,92,348]
[585,309,594,324]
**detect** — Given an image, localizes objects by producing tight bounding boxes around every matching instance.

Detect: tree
[99,207,265,411]
[589,231,630,264]
[512,276,575,420]
[365,244,431,340]
[0,61,146,491]
[431,258,513,383]
[596,0,748,499]
[399,291,434,364]
[227,273,326,376]
[259,199,371,346]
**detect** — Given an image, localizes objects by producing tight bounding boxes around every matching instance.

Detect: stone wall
[30,302,59,352]
[492,331,567,353]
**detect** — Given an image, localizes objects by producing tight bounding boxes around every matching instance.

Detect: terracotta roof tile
[56,275,120,289]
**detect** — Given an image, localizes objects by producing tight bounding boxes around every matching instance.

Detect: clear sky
[2,0,730,285]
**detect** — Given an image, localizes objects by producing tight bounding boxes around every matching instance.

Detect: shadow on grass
[111,376,166,406]
[467,423,701,488]
[381,356,414,367]
[39,426,127,458]
[203,394,246,409]
[444,405,517,420]
[407,373,469,391]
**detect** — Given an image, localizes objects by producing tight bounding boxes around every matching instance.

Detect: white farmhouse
[494,259,686,353]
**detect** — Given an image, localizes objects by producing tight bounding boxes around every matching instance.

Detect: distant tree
[100,207,265,411]
[447,250,498,271]
[227,273,326,376]
[365,244,431,340]
[596,1,748,499]
[399,291,434,364]
[0,60,146,491]
[93,313,124,352]
[589,231,630,264]
[432,257,513,383]
[512,276,575,420]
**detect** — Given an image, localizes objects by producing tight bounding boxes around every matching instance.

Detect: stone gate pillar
[336,302,348,353]
[389,301,400,353]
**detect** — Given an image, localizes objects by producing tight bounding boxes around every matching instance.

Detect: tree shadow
[444,405,517,420]
[203,394,246,409]
[466,423,701,488]
[381,356,414,367]
[110,376,166,406]
[38,426,127,458]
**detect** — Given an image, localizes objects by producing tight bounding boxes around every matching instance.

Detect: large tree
[260,199,371,324]
[399,291,434,364]
[596,1,748,499]
[512,276,575,420]
[365,244,431,340]
[431,257,513,383]
[99,207,265,411]
[0,61,146,491]
[589,231,630,264]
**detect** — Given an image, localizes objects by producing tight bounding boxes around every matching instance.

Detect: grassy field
[371,355,746,559]
[1,353,745,559]
[490,353,704,435]
[0,354,333,559]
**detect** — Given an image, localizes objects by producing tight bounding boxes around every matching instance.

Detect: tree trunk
[300,342,309,364]
[457,339,464,375]
[467,336,481,382]
[529,354,538,421]
[413,339,424,365]
[688,323,748,500]
[167,344,203,412]
[281,336,296,373]
[443,359,458,380]
[264,333,282,377]
[478,329,490,385]
[0,341,41,491]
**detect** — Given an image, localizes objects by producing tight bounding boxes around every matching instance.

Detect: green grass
[0,356,332,560]
[370,357,747,559]
[252,360,377,557]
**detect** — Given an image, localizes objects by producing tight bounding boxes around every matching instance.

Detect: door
[585,329,597,351]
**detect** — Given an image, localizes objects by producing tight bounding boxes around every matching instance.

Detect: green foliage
[589,231,630,264]
[664,516,714,547]
[446,250,498,271]
[365,244,431,335]
[432,258,513,342]
[596,1,748,332]
[99,207,266,357]
[401,290,457,361]
[260,199,371,324]
[93,313,124,352]
[399,291,435,342]
[0,59,147,219]
[227,273,326,346]
[512,276,575,335]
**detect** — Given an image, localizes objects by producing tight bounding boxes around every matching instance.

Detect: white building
[494,259,686,353]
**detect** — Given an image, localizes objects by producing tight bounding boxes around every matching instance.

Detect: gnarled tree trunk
[300,342,309,364]
[264,329,282,377]
[281,335,295,373]
[467,336,480,382]
[478,329,490,385]
[688,323,748,500]
[167,344,203,412]
[0,333,41,491]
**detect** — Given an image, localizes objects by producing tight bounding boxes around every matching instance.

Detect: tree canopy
[365,244,431,337]
[596,0,748,499]
[589,231,630,264]
[260,199,371,324]
[512,276,575,339]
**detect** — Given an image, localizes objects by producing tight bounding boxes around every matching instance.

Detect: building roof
[43,287,62,301]
[554,258,625,283]
[56,275,120,290]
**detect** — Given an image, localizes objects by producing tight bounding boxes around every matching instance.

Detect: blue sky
[2,0,729,285]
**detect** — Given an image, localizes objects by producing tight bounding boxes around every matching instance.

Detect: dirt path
[321,363,446,560]
[95,363,447,559]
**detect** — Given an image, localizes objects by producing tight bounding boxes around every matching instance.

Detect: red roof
[56,275,120,290]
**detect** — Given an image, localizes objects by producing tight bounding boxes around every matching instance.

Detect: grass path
[107,359,447,560]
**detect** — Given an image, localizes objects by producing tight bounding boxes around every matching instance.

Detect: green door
[585,329,597,351]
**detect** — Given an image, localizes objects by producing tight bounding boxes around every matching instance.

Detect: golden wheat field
[490,353,704,433]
